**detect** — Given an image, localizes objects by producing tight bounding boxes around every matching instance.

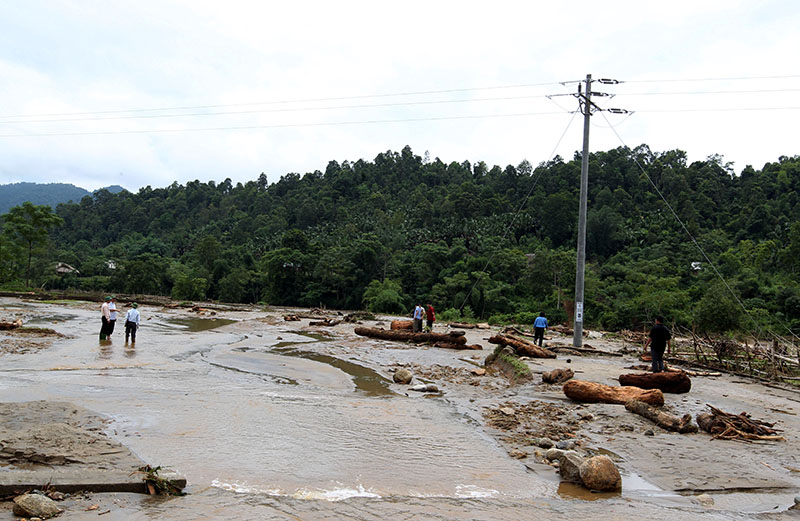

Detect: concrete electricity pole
[573,74,592,347]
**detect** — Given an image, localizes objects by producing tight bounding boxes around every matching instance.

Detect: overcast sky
[0,0,798,192]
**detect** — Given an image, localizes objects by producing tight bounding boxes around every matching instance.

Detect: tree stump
[563,380,664,406]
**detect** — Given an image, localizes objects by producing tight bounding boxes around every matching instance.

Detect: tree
[2,202,63,286]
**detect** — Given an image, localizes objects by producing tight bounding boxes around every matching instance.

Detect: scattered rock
[559,452,584,483]
[579,455,622,491]
[535,437,555,449]
[509,449,527,459]
[644,429,655,436]
[695,493,715,506]
[13,493,62,519]
[500,407,516,416]
[393,368,413,384]
[545,448,564,461]
[542,368,574,384]
[471,367,486,376]
[556,439,576,450]
[409,384,439,393]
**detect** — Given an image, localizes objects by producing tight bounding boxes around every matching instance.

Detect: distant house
[691,261,702,273]
[106,260,117,270]
[55,262,80,275]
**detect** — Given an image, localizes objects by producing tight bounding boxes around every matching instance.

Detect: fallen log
[563,380,664,406]
[433,342,482,350]
[625,400,698,433]
[448,322,478,329]
[283,315,300,321]
[391,320,413,330]
[618,371,692,394]
[354,327,466,345]
[542,368,574,384]
[488,334,556,358]
[0,318,23,330]
[552,345,622,357]
[697,404,785,442]
[309,319,342,327]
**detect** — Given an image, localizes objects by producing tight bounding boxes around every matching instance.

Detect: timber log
[354,327,466,345]
[488,334,556,358]
[390,320,413,330]
[618,371,691,394]
[625,400,698,433]
[563,380,664,407]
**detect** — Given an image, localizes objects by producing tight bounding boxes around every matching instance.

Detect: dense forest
[2,145,799,337]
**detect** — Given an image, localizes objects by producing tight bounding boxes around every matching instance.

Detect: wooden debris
[696,404,785,442]
[563,380,664,406]
[625,399,698,433]
[354,327,466,345]
[432,341,482,350]
[542,368,574,384]
[391,320,413,330]
[283,315,300,321]
[618,371,692,394]
[488,334,556,358]
[308,319,342,327]
[0,318,23,330]
[448,322,479,329]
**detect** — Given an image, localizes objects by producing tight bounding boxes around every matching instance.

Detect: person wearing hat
[99,296,112,340]
[125,303,140,344]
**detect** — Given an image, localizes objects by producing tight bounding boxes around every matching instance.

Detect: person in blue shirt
[533,312,548,347]
[125,302,141,344]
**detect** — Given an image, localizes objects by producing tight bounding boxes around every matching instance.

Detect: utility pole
[573,74,592,347]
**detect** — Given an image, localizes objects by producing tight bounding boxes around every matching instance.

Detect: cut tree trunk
[433,342,483,350]
[618,371,692,394]
[354,327,466,345]
[488,334,556,358]
[391,320,413,330]
[542,368,574,384]
[625,399,698,433]
[563,380,664,406]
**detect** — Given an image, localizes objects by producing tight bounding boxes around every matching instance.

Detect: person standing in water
[125,302,140,344]
[99,296,112,340]
[107,296,119,337]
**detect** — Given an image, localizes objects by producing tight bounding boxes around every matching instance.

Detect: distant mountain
[0,182,126,215]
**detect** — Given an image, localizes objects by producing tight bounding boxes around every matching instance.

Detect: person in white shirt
[100,296,112,340]
[107,297,119,336]
[125,303,141,344]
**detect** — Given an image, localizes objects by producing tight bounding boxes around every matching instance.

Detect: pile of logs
[0,319,23,330]
[488,333,556,358]
[697,405,785,442]
[618,371,692,394]
[353,327,481,350]
[563,380,664,407]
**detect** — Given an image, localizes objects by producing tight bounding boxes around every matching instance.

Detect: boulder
[556,439,576,450]
[13,493,62,519]
[579,455,621,491]
[545,448,564,461]
[534,437,554,449]
[559,452,584,483]
[393,368,413,384]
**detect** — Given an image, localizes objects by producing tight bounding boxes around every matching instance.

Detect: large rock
[13,493,62,519]
[393,368,413,384]
[579,455,622,491]
[559,452,584,483]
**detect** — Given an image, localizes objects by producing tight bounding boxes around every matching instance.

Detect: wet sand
[0,297,798,519]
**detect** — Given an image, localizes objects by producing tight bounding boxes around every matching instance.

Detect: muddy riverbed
[0,297,798,520]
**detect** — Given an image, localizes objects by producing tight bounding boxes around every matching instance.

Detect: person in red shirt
[425,304,436,332]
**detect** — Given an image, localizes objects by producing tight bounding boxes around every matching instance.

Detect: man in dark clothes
[644,316,671,373]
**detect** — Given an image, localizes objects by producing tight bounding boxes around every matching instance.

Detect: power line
[0,94,557,125]
[620,88,800,96]
[0,81,571,120]
[622,74,800,84]
[0,110,571,138]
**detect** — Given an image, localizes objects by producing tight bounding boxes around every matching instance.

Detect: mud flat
[0,296,798,519]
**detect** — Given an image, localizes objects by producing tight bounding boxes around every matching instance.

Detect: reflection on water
[166,317,237,332]
[557,481,619,501]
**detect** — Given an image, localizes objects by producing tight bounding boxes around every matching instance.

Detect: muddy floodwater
[0,297,798,520]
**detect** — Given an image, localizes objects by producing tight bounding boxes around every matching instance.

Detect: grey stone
[579,455,622,491]
[545,448,564,461]
[12,493,62,519]
[556,440,576,450]
[409,383,439,393]
[644,429,655,436]
[535,437,555,449]
[559,453,584,483]
[393,368,413,384]
[695,493,714,506]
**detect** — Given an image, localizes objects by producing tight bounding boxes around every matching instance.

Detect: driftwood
[354,327,466,345]
[542,368,574,384]
[433,342,483,350]
[625,400,698,433]
[448,322,478,329]
[563,380,664,406]
[391,320,413,330]
[283,315,300,321]
[618,371,692,394]
[552,345,623,357]
[0,319,23,330]
[488,334,556,358]
[697,404,785,442]
[309,319,342,327]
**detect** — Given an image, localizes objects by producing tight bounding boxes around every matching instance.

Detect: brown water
[0,300,753,520]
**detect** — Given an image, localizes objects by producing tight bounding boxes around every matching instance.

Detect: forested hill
[0,182,126,214]
[17,146,800,334]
